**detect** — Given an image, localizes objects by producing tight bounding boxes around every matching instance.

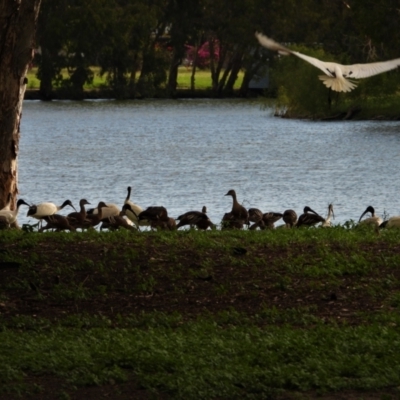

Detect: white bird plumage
[321,204,334,227]
[380,215,400,229]
[123,186,149,227]
[90,202,120,219]
[0,199,30,226]
[255,32,400,92]
[27,199,76,219]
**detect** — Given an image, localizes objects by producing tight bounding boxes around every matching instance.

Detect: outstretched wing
[255,32,292,55]
[256,32,400,81]
[255,32,336,76]
[341,59,400,79]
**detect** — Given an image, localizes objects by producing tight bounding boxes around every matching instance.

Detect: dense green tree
[36,0,69,100]
[97,0,167,98]
[164,0,203,96]
[61,0,114,98]
[31,0,400,102]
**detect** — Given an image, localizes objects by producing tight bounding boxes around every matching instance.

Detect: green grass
[26,66,244,91]
[2,227,400,398]
[2,320,400,398]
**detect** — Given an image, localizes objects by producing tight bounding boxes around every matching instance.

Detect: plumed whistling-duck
[67,199,91,229]
[39,214,76,232]
[282,209,297,228]
[100,212,137,232]
[176,209,213,230]
[248,208,263,223]
[225,189,249,223]
[221,212,245,230]
[249,211,283,230]
[85,202,109,228]
[138,206,176,231]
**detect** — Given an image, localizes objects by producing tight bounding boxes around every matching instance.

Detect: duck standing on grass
[282,209,298,228]
[67,199,91,230]
[176,208,214,230]
[139,206,176,231]
[222,189,249,229]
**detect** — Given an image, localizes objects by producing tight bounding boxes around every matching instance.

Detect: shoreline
[23,89,400,120]
[23,88,261,101]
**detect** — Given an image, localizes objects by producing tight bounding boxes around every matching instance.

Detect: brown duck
[101,205,137,231]
[282,209,298,228]
[85,202,109,228]
[39,214,76,232]
[225,189,249,225]
[176,209,214,230]
[138,206,176,231]
[67,199,91,229]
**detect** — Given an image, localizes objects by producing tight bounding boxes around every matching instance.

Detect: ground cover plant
[1,227,400,399]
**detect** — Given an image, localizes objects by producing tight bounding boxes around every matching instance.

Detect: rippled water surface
[19,99,400,226]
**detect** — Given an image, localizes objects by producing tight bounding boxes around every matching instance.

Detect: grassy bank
[26,66,244,91]
[1,227,400,399]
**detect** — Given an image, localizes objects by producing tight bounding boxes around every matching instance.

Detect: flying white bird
[255,32,400,92]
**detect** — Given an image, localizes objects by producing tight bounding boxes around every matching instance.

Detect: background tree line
[34,0,400,100]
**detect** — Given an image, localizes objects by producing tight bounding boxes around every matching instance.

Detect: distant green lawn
[26,66,243,90]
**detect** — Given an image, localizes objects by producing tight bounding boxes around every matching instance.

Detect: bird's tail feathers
[318,75,357,92]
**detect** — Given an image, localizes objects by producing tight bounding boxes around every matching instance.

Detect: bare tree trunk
[190,42,199,91]
[167,48,181,97]
[0,0,41,212]
[223,50,243,95]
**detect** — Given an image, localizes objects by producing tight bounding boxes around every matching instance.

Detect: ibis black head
[303,206,318,215]
[61,200,76,212]
[122,203,132,212]
[365,206,375,215]
[122,203,138,218]
[359,205,375,222]
[16,199,30,208]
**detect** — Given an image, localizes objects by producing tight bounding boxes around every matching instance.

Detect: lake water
[18,98,400,227]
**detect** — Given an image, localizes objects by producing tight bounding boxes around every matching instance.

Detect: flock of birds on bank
[0,187,399,233]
